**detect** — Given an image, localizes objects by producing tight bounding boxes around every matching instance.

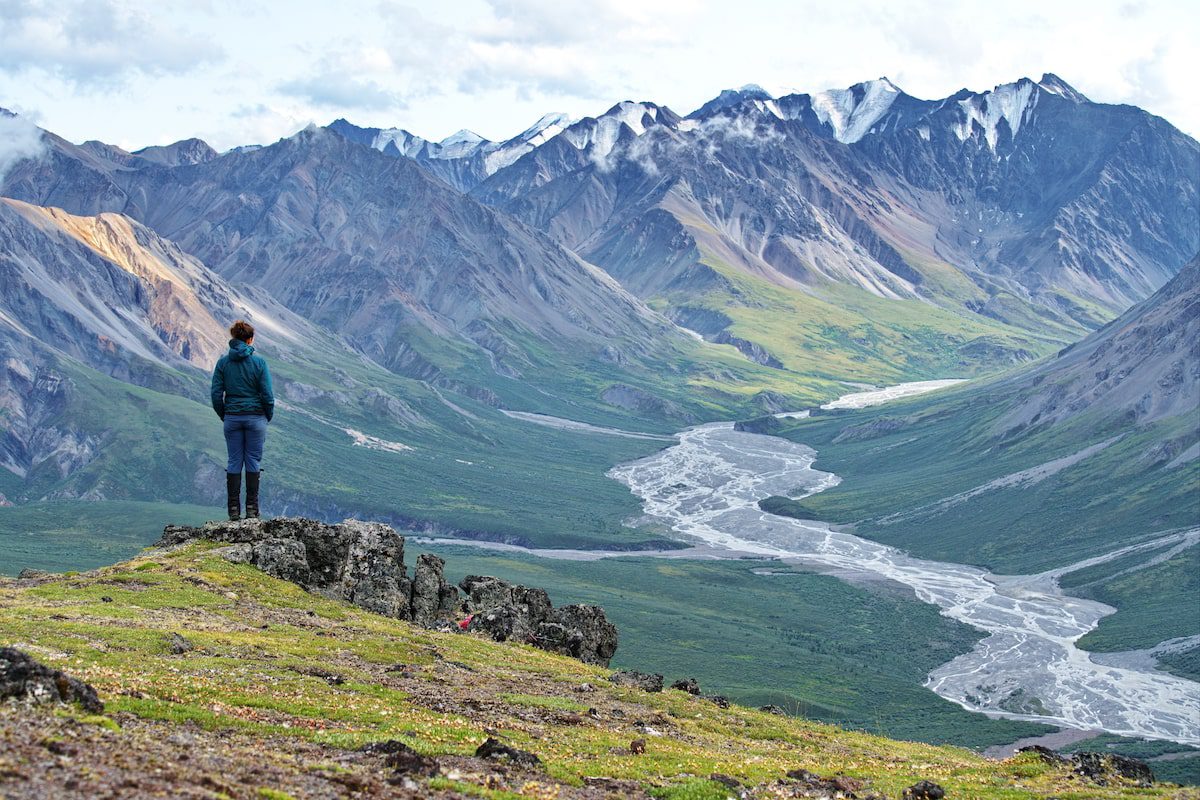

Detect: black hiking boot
[245,471,260,519]
[226,472,242,521]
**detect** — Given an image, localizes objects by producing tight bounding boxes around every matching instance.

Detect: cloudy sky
[1,0,1197,151]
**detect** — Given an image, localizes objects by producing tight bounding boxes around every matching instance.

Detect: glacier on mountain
[810,78,903,144]
[953,79,1039,150]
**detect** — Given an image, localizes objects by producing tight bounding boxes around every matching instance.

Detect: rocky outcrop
[711,331,784,369]
[732,415,784,435]
[601,385,695,423]
[157,517,617,666]
[0,648,103,713]
[460,575,619,666]
[159,518,452,626]
[1019,745,1155,787]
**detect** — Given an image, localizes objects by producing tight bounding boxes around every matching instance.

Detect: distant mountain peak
[440,129,484,144]
[1037,73,1089,102]
[689,85,775,119]
[0,107,16,118]
[521,112,573,139]
[132,137,218,167]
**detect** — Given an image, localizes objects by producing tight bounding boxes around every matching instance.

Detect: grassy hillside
[655,251,1070,385]
[0,542,1184,799]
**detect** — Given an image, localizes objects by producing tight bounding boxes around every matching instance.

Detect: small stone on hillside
[709,773,740,788]
[902,779,945,799]
[0,647,103,713]
[474,737,542,767]
[758,704,786,715]
[609,670,663,692]
[168,633,194,654]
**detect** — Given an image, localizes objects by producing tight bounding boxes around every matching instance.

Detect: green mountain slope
[756,259,1200,651]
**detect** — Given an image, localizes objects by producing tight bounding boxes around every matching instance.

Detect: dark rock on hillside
[670,677,701,695]
[1017,744,1066,763]
[0,647,103,713]
[459,575,619,666]
[474,737,542,767]
[733,415,785,435]
[158,517,617,665]
[609,670,664,692]
[903,779,945,799]
[1017,743,1154,786]
[1071,752,1154,787]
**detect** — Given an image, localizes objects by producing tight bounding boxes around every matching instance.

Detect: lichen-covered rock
[552,604,618,666]
[0,647,103,713]
[250,537,312,584]
[160,518,405,614]
[410,554,457,627]
[337,520,411,618]
[460,575,618,666]
[459,575,515,611]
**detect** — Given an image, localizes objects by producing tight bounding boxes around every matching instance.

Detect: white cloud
[0,0,221,86]
[0,112,46,181]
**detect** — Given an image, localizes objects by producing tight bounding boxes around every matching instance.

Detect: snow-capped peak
[561,102,664,159]
[437,129,488,159]
[688,85,775,119]
[518,112,574,142]
[371,127,429,158]
[481,113,576,175]
[810,78,903,143]
[1037,73,1089,103]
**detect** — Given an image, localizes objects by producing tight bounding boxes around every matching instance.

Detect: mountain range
[0,72,1195,546]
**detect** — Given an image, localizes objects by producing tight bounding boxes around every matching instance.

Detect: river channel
[606,382,1200,745]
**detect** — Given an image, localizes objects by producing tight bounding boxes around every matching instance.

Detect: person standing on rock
[210,320,274,520]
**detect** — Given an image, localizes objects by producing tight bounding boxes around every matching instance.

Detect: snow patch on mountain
[564,102,661,159]
[483,112,574,174]
[810,79,902,143]
[371,128,428,158]
[953,79,1039,150]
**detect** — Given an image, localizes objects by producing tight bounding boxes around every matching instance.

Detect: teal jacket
[211,339,274,421]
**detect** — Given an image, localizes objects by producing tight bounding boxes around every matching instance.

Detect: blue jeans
[224,414,267,474]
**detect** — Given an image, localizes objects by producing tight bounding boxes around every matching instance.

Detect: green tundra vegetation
[0,543,1185,798]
